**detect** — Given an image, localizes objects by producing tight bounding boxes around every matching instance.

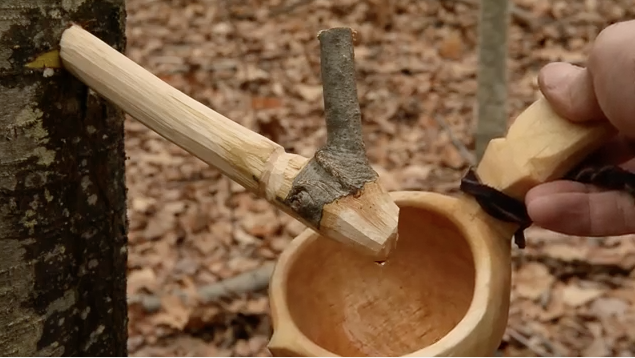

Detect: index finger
[526,180,635,236]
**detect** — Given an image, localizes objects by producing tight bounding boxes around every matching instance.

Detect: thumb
[587,20,635,138]
[537,62,607,123]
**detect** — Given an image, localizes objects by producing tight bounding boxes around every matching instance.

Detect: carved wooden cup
[267,97,618,357]
[268,190,513,356]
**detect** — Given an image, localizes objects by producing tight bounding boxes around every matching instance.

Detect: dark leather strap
[459,168,531,248]
[460,165,635,249]
[565,165,635,196]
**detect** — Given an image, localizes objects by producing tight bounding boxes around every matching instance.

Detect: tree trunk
[475,0,509,161]
[0,1,128,355]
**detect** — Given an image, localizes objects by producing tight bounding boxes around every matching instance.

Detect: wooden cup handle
[474,96,617,201]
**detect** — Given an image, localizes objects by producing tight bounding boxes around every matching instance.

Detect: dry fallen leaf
[128,267,159,294]
[541,243,588,261]
[513,262,554,300]
[142,206,178,241]
[151,295,192,331]
[438,30,464,60]
[440,145,465,169]
[561,284,604,307]
[537,281,566,321]
[241,211,280,238]
[398,164,433,189]
[295,84,323,102]
[590,297,630,318]
[251,96,283,110]
[582,323,609,356]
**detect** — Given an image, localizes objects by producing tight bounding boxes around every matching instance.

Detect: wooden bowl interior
[284,205,476,356]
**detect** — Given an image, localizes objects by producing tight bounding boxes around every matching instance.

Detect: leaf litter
[123,0,635,356]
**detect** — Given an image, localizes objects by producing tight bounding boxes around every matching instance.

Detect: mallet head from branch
[57,25,399,261]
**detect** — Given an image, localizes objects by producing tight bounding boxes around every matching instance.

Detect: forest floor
[122,0,635,356]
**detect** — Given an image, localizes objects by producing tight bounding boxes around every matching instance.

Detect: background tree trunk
[474,0,510,161]
[0,0,128,355]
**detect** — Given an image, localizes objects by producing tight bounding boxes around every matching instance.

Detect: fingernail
[538,62,583,93]
[538,62,604,122]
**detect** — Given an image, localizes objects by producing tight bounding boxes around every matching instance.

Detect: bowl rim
[268,190,509,357]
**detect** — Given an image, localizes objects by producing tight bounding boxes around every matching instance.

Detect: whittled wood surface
[475,96,617,201]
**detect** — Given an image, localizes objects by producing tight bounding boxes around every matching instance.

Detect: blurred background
[122,0,635,356]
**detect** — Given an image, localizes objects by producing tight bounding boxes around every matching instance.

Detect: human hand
[525,20,635,237]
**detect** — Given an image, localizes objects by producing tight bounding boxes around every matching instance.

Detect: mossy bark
[0,0,128,355]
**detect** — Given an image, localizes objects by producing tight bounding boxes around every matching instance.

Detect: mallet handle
[60,25,306,201]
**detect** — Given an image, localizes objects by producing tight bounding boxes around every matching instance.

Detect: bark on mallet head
[282,27,400,261]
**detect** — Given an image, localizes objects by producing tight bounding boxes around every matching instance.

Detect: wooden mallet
[57,25,399,262]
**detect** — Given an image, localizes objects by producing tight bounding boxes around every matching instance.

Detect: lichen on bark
[0,0,128,355]
[283,28,378,227]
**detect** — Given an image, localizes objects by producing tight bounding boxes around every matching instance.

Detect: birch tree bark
[0,0,128,355]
